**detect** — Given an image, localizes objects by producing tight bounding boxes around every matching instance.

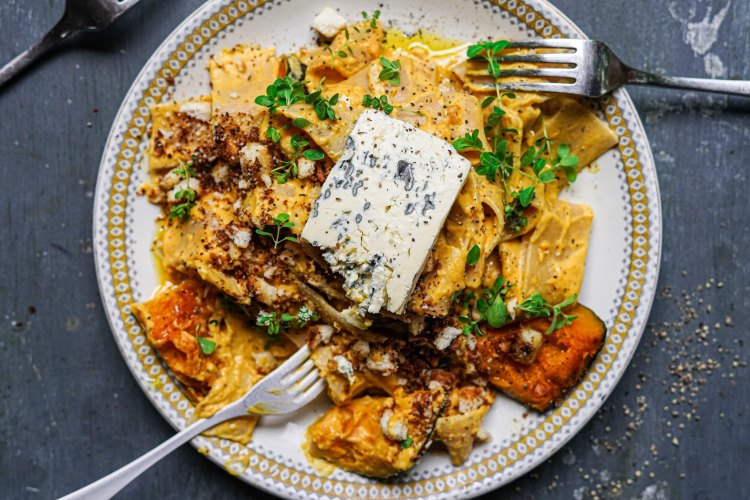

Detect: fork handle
[0,15,78,87]
[625,67,750,97]
[58,416,216,500]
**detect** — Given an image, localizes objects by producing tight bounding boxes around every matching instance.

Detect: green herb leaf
[486,297,510,327]
[255,76,308,113]
[517,186,536,207]
[452,129,484,151]
[256,213,296,248]
[518,292,578,334]
[481,96,496,108]
[401,436,413,449]
[168,159,198,221]
[292,117,311,128]
[267,126,281,143]
[466,244,481,266]
[255,95,275,107]
[196,330,217,355]
[303,149,325,161]
[378,57,401,86]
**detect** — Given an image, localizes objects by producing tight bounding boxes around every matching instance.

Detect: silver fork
[0,0,142,87]
[59,345,324,500]
[491,39,750,98]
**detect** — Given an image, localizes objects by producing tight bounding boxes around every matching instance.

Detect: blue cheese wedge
[300,109,472,315]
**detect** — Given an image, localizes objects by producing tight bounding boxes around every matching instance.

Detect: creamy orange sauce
[302,437,337,476]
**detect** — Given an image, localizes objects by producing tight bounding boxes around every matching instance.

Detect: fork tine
[498,68,577,79]
[281,359,315,386]
[272,344,311,378]
[501,53,578,64]
[508,39,586,50]
[289,370,320,395]
[496,81,578,93]
[293,379,326,406]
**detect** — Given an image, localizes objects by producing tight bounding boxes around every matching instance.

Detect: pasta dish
[133,7,617,478]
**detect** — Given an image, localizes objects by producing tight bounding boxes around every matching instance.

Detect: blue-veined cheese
[300,109,472,315]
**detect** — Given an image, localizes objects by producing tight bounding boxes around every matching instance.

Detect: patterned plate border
[93,0,662,498]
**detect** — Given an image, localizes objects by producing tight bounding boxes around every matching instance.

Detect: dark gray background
[1,0,748,498]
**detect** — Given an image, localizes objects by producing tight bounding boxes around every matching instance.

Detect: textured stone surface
[0,1,748,498]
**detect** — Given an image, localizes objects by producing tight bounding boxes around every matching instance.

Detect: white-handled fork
[0,0,143,87]
[487,39,750,98]
[59,345,324,500]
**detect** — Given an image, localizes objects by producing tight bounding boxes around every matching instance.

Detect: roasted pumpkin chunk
[306,386,446,477]
[132,279,297,444]
[471,304,606,412]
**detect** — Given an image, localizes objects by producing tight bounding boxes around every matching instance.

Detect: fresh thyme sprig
[453,125,578,232]
[453,129,484,151]
[271,134,325,183]
[305,90,339,121]
[518,292,578,334]
[467,40,509,78]
[255,213,298,248]
[255,76,307,113]
[457,276,514,336]
[168,159,197,221]
[362,94,394,114]
[256,305,318,336]
[326,11,380,67]
[361,10,381,29]
[325,27,354,66]
[256,77,338,121]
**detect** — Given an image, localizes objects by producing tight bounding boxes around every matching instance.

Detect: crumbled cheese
[167,178,200,201]
[237,179,250,190]
[254,278,283,303]
[178,100,211,121]
[380,409,393,437]
[316,324,335,344]
[232,230,251,249]
[476,428,492,442]
[161,170,181,188]
[464,333,477,351]
[260,173,272,187]
[252,351,276,374]
[434,326,461,351]
[379,408,408,442]
[351,340,370,357]
[312,7,347,38]
[506,297,518,320]
[428,380,443,391]
[457,392,484,414]
[297,157,316,179]
[262,266,278,279]
[212,164,229,183]
[366,349,397,375]
[334,354,354,382]
[239,143,272,172]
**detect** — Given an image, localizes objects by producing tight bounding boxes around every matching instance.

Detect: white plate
[93,0,662,498]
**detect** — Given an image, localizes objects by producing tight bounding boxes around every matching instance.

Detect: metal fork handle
[59,415,221,500]
[625,67,750,97]
[0,16,78,87]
